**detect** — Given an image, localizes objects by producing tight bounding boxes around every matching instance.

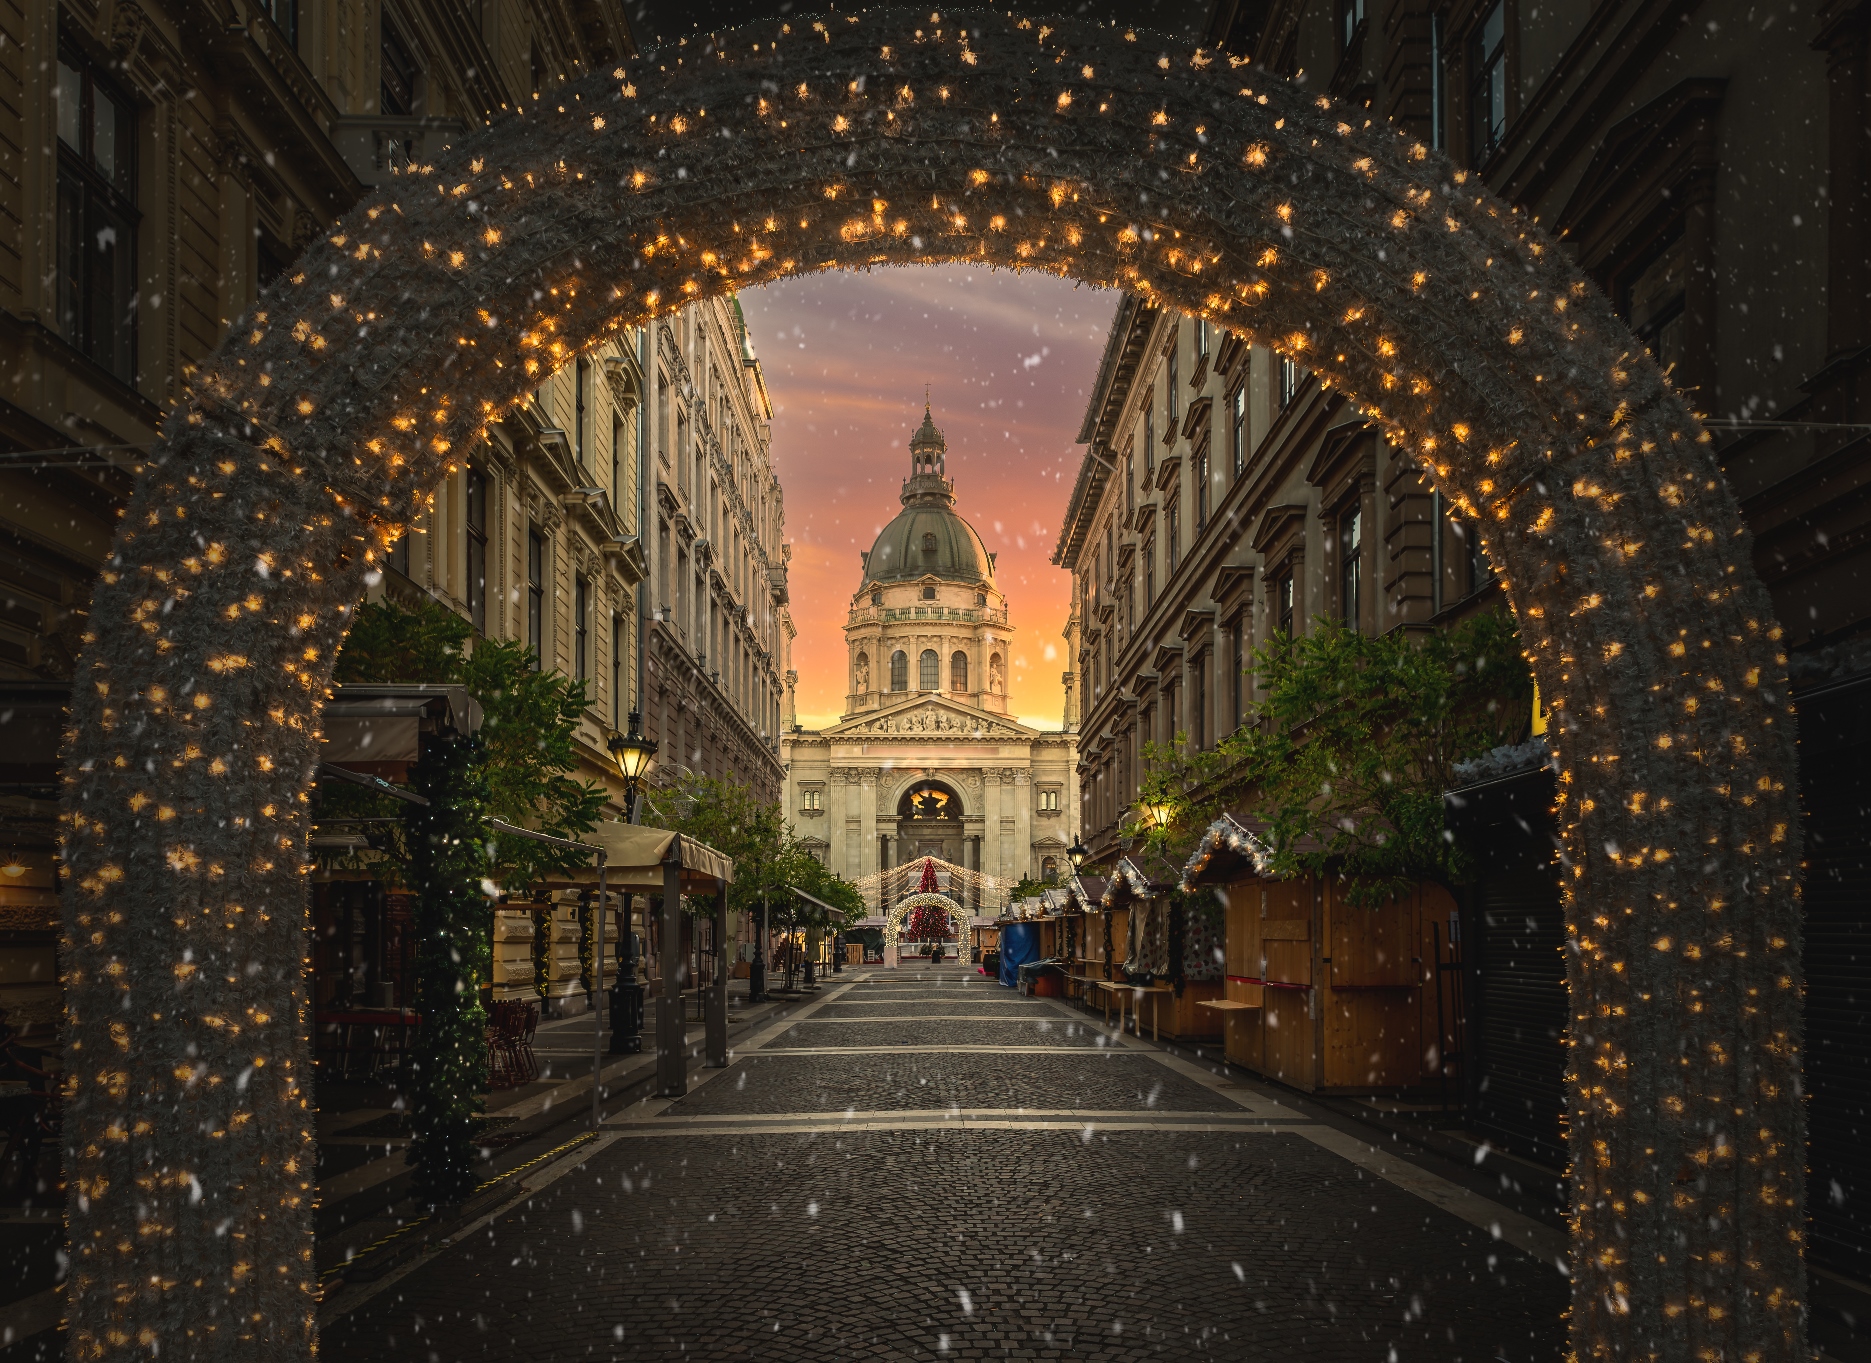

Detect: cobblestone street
[320,967,1569,1361]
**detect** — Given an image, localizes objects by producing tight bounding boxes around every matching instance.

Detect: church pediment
[829,695,1036,740]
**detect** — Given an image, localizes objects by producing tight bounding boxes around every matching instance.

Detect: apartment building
[0,0,643,1030]
[1053,0,1871,1284]
[642,297,793,805]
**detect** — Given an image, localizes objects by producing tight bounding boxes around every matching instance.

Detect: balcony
[332,115,470,189]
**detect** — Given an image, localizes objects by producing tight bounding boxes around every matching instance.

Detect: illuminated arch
[882,891,970,970]
[61,11,1801,1361]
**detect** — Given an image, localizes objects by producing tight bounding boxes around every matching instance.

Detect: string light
[56,10,1802,1361]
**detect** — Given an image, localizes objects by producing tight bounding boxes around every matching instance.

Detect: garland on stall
[531,903,552,999]
[404,731,493,1209]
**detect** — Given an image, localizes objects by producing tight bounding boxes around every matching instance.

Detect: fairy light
[56,9,1802,1360]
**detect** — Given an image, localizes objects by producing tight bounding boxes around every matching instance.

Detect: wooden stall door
[1222,881,1265,1070]
[1259,880,1317,1090]
[1322,881,1422,1091]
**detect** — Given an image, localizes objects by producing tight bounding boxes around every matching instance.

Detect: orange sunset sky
[737,266,1119,732]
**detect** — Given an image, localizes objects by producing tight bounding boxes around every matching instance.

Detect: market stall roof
[1067,875,1109,912]
[1040,886,1075,916]
[533,822,733,892]
[322,684,482,762]
[1179,813,1335,889]
[1101,855,1180,910]
[786,885,845,918]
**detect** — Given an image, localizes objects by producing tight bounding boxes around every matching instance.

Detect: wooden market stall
[1097,856,1222,1042]
[1181,813,1452,1094]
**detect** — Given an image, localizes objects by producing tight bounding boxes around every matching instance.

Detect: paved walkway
[321,964,1570,1360]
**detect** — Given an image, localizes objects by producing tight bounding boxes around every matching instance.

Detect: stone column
[827,769,847,879]
[859,769,878,888]
[983,771,1002,880]
[1012,769,1033,884]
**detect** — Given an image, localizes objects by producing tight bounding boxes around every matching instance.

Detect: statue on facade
[989,653,1005,694]
[854,652,870,692]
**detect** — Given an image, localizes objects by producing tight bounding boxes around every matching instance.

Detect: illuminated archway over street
[61,11,1800,1361]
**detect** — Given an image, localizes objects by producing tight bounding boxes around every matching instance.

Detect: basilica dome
[860,405,996,588]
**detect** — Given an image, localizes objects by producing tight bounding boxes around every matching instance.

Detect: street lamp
[1140,796,1177,831]
[608,712,659,816]
[605,712,658,1055]
[1067,836,1089,870]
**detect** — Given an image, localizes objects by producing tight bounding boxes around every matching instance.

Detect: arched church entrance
[897,778,966,866]
[57,11,1802,1359]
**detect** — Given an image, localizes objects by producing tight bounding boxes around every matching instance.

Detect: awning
[1180,812,1333,889]
[1101,855,1178,909]
[322,685,482,763]
[532,822,733,893]
[786,885,845,919]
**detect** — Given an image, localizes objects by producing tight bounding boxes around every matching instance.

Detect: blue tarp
[998,922,1040,988]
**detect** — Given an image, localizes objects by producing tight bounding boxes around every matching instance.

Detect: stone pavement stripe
[614,1106,1302,1123]
[754,1043,1118,1054]
[600,1119,1324,1136]
[317,1129,627,1327]
[770,1013,1076,1023]
[1031,994,1572,1274]
[1300,1124,1572,1272]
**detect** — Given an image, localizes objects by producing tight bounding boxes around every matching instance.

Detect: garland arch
[883,892,971,969]
[61,11,1801,1361]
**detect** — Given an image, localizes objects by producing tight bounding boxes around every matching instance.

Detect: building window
[55,51,138,385]
[1341,507,1363,632]
[574,359,590,467]
[922,584,937,600]
[1461,515,1492,594]
[1468,1,1508,165]
[1143,403,1155,475]
[527,529,546,669]
[1278,573,1295,637]
[574,574,589,678]
[1165,500,1181,573]
[464,468,487,633]
[1165,343,1179,428]
[919,649,940,690]
[1192,661,1207,751]
[259,0,298,46]
[1195,319,1208,360]
[1143,536,1156,605]
[1124,448,1135,515]
[1279,357,1303,409]
[612,411,625,507]
[1625,236,1687,378]
[1194,442,1210,532]
[1231,386,1247,478]
[801,788,823,811]
[1039,788,1060,812]
[611,614,623,728]
[951,650,969,692]
[1339,0,1366,52]
[380,16,419,115]
[388,526,410,578]
[1230,620,1244,730]
[890,650,908,691]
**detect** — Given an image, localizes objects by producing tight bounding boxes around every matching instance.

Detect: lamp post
[606,713,657,1055]
[1067,836,1089,871]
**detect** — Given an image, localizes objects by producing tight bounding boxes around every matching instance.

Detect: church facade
[780,407,1079,905]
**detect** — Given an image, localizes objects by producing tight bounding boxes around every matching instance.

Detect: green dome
[862,503,995,587]
[860,403,996,588]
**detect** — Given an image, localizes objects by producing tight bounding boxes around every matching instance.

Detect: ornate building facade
[641,296,793,804]
[781,407,1076,903]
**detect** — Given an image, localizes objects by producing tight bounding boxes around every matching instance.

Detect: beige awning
[533,822,733,892]
[322,685,483,763]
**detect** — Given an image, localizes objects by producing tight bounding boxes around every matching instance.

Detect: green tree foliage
[1137,611,1532,902]
[329,596,606,888]
[645,771,865,927]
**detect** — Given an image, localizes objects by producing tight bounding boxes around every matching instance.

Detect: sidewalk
[0,971,858,1355]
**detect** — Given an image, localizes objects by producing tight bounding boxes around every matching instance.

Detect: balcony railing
[332,115,470,188]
